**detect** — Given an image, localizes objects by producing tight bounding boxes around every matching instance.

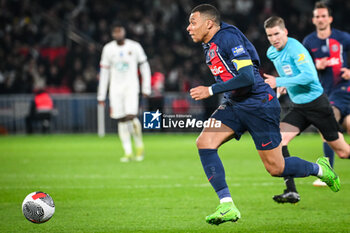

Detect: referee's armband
[232,59,253,71]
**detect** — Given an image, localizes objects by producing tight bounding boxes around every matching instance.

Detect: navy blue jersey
[202,22,273,106]
[303,29,350,96]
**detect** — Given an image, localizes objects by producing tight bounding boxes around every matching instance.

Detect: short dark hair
[264,16,285,29]
[191,4,220,25]
[111,21,125,31]
[314,1,332,16]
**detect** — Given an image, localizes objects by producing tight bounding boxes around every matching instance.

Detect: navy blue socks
[282,157,319,177]
[323,142,334,167]
[282,146,297,192]
[198,149,231,200]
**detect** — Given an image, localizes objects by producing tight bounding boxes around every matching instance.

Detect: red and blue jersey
[303,29,350,96]
[203,22,272,105]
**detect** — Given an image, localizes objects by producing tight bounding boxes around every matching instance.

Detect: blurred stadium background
[1,0,350,134]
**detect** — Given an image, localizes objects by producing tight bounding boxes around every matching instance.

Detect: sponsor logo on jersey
[207,42,234,81]
[315,57,341,67]
[209,65,224,75]
[327,57,341,66]
[232,45,246,57]
[115,62,129,72]
[282,65,293,76]
[311,48,318,52]
[297,54,305,62]
[209,49,215,59]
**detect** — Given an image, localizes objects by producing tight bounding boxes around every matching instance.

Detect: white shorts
[109,90,139,119]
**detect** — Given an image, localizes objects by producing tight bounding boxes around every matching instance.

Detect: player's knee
[196,136,206,149]
[266,165,284,177]
[268,168,283,177]
[196,135,216,149]
[337,150,349,159]
[281,135,292,146]
[330,143,350,159]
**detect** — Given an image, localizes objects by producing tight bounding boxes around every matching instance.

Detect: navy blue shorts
[211,95,281,150]
[329,86,350,123]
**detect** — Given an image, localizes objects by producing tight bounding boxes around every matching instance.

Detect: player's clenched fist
[190,86,210,100]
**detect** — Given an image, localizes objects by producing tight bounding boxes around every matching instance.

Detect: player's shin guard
[118,121,133,155]
[199,149,231,200]
[323,142,334,167]
[282,146,297,192]
[282,157,319,177]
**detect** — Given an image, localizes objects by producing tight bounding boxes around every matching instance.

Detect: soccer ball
[22,191,55,223]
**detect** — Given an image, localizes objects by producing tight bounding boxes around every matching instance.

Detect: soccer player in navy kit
[303,2,350,186]
[187,4,339,225]
[264,16,348,204]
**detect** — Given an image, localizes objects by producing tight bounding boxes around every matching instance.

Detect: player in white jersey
[97,23,151,162]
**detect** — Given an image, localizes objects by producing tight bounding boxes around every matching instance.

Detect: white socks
[118,121,132,155]
[118,118,144,155]
[130,118,144,149]
[317,164,323,177]
[220,197,233,203]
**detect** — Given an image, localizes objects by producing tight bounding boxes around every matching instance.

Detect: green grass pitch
[0,133,349,233]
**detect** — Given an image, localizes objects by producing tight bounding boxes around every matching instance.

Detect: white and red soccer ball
[22,191,55,223]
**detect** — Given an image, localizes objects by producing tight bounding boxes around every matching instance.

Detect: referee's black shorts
[282,93,340,141]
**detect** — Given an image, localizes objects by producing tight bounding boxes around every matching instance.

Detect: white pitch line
[0,181,348,190]
[0,174,278,181]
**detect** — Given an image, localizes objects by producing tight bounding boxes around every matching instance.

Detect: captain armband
[232,59,253,71]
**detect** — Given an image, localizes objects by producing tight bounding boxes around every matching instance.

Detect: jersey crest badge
[209,49,215,60]
[331,44,339,52]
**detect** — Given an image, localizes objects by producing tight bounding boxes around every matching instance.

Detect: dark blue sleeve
[302,37,310,51]
[343,31,350,51]
[302,36,314,57]
[212,65,254,94]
